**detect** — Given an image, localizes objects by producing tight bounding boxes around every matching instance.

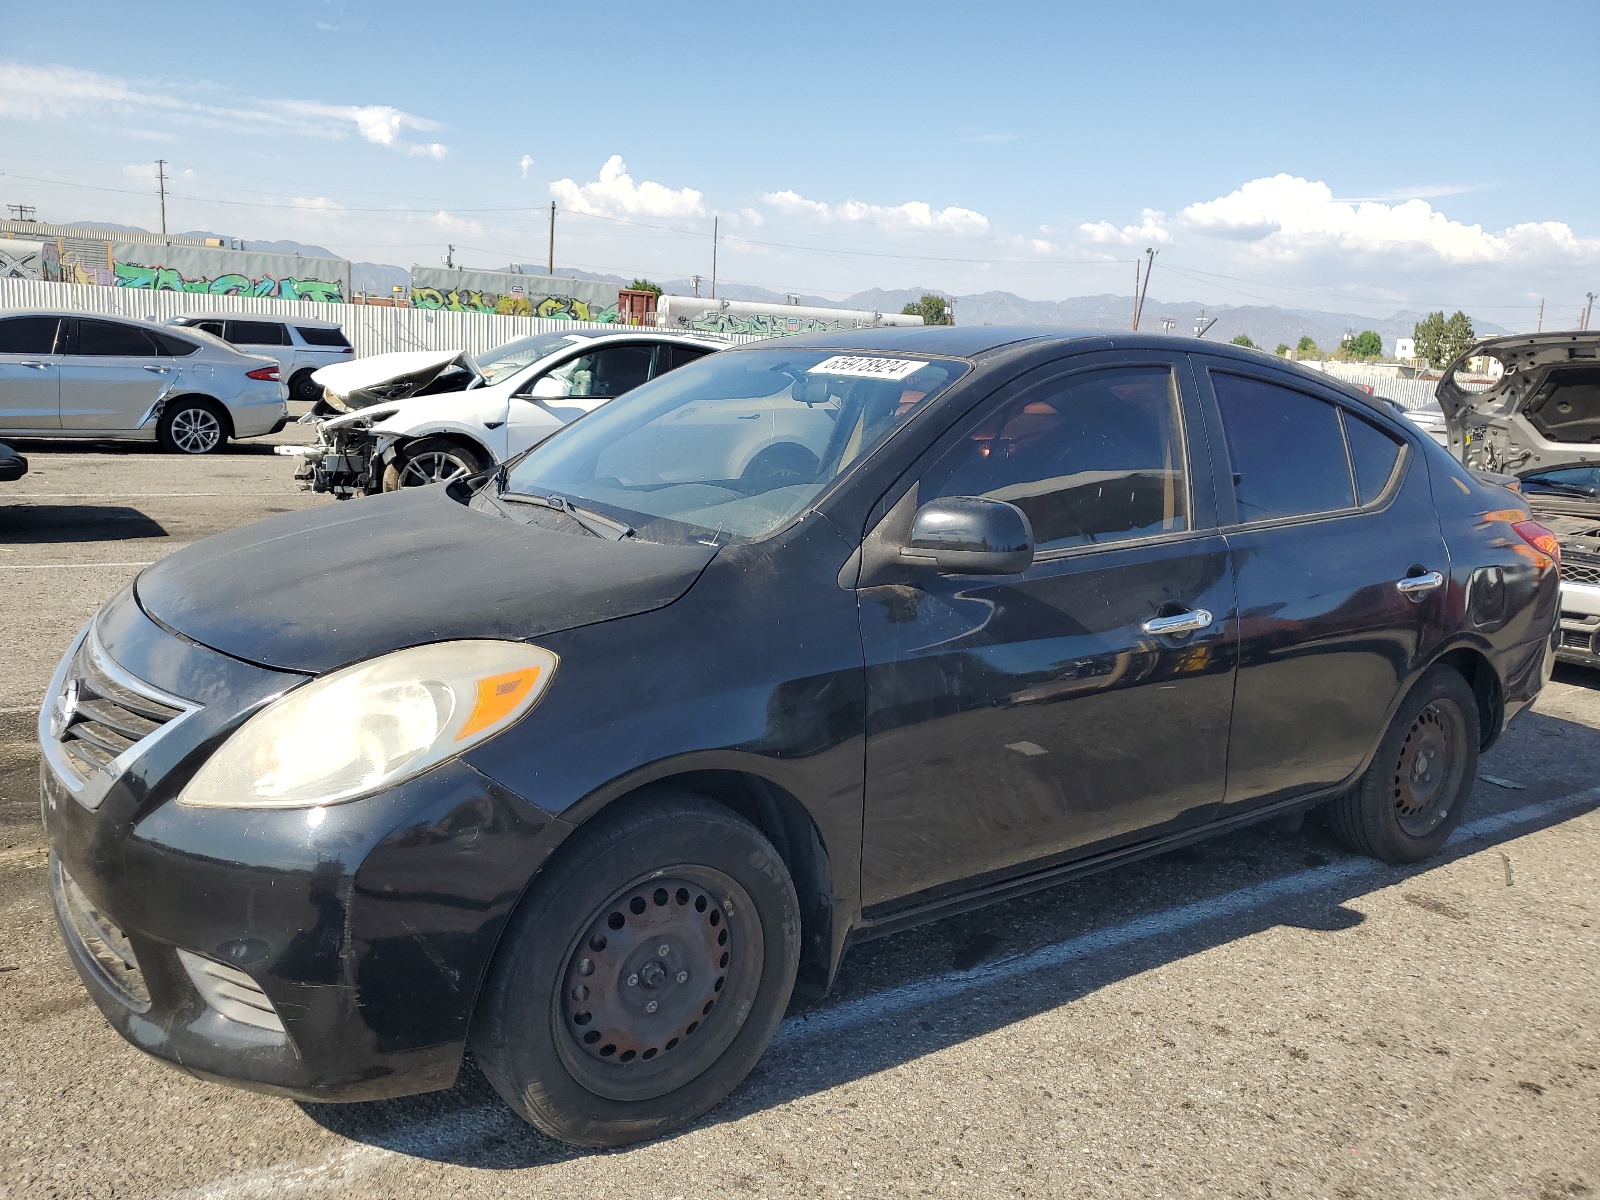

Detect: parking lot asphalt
[1,421,1596,1200]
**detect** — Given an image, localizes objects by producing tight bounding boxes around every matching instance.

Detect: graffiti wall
[410,266,619,322]
[655,296,923,336]
[110,244,350,302]
[0,238,60,281]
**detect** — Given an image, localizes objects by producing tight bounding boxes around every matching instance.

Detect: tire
[289,370,322,404]
[471,793,801,1148]
[381,437,487,491]
[1328,665,1480,864]
[157,398,229,455]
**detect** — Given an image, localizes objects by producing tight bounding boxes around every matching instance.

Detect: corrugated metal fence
[0,279,769,358]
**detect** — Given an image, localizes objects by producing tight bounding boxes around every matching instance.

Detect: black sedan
[39,328,1558,1147]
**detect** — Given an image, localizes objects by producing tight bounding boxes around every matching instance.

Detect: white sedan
[284,330,725,496]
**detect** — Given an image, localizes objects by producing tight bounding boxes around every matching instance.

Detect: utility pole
[444,244,455,269]
[1584,292,1597,332]
[691,274,701,298]
[5,203,37,222]
[1131,259,1141,329]
[547,202,555,276]
[1537,298,1544,332]
[155,159,168,236]
[711,217,718,300]
[1133,247,1157,330]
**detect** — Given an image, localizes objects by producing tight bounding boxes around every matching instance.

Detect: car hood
[1437,332,1600,478]
[311,350,482,413]
[134,487,717,674]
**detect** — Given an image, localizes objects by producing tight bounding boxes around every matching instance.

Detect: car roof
[173,313,342,327]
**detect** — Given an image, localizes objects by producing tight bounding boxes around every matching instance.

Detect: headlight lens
[177,641,557,809]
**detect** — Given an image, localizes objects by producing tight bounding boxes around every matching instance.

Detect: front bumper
[1556,578,1600,666]
[39,592,563,1102]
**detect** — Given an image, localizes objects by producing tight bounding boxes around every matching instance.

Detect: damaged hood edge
[310,349,481,412]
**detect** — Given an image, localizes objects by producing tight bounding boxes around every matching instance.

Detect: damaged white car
[280,330,725,496]
[1438,331,1600,665]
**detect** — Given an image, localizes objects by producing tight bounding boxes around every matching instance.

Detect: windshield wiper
[499,492,633,540]
[1525,480,1599,499]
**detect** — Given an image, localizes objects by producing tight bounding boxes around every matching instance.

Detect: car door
[504,342,662,458]
[1193,359,1449,812]
[857,353,1238,912]
[0,314,64,429]
[58,318,174,430]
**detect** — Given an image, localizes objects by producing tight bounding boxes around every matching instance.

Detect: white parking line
[0,562,155,569]
[10,493,304,498]
[153,786,1599,1199]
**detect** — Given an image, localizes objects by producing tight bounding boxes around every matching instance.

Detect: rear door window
[74,319,160,357]
[225,320,289,346]
[0,315,62,354]
[1343,410,1403,504]
[920,364,1189,552]
[150,331,202,357]
[1211,373,1356,521]
[295,325,351,348]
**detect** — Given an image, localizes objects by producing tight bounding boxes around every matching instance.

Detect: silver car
[166,314,353,404]
[0,310,288,454]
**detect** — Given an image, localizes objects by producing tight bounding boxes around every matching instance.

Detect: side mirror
[524,375,569,400]
[900,496,1034,576]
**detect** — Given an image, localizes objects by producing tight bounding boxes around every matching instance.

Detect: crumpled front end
[279,408,400,499]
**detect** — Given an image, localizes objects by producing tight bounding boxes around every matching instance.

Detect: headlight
[177,641,557,810]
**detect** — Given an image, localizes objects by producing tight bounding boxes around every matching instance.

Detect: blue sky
[2,0,1597,325]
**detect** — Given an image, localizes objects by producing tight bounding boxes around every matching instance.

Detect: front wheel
[157,398,229,454]
[381,437,487,490]
[1328,665,1480,863]
[471,794,801,1148]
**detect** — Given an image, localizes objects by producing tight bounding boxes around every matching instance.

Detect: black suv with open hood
[1437,331,1600,664]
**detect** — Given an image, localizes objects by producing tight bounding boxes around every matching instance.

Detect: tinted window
[193,320,225,337]
[0,316,61,354]
[75,319,159,357]
[1342,410,1403,504]
[225,320,289,346]
[1213,373,1354,521]
[151,331,202,357]
[554,344,654,398]
[922,365,1188,552]
[660,344,712,373]
[1526,366,1600,444]
[296,325,351,347]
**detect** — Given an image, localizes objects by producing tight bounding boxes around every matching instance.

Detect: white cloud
[549,155,706,218]
[0,62,448,157]
[762,189,990,236]
[1078,208,1171,246]
[519,154,535,178]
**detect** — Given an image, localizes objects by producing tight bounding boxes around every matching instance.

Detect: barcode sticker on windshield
[808,355,928,381]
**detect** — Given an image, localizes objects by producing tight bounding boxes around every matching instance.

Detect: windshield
[475,333,588,385]
[1522,466,1600,497]
[506,348,968,542]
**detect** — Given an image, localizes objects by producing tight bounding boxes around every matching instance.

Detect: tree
[1296,335,1321,358]
[627,278,662,295]
[1348,330,1383,359]
[1414,310,1476,368]
[1275,343,1290,357]
[902,294,953,325]
[1230,333,1258,349]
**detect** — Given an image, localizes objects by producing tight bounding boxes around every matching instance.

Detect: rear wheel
[381,437,487,490]
[1328,665,1479,863]
[157,398,229,454]
[471,794,800,1148]
[288,369,322,404]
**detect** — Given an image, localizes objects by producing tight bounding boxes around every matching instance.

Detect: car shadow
[298,709,1600,1168]
[0,438,292,457]
[0,504,168,543]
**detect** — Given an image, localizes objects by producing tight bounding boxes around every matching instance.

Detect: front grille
[1560,558,1600,586]
[51,857,151,1010]
[44,626,197,809]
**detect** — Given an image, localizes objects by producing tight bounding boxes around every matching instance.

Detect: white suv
[167,315,353,404]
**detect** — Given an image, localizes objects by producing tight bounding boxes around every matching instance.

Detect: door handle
[19,360,49,370]
[1396,571,1445,597]
[143,364,172,373]
[1142,608,1213,637]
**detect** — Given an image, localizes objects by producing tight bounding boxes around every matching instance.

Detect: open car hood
[1437,332,1600,477]
[310,350,482,413]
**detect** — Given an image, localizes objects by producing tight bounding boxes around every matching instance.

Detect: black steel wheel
[289,370,322,404]
[1328,665,1479,863]
[471,793,800,1148]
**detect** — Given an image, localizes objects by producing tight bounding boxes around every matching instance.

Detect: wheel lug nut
[676,971,689,984]
[657,944,670,957]
[627,973,639,987]
[645,1000,658,1014]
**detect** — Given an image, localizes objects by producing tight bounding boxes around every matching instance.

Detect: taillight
[1512,519,1560,566]
[341,346,354,354]
[246,365,280,381]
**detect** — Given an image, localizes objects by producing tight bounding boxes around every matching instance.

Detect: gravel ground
[1,423,1596,1199]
